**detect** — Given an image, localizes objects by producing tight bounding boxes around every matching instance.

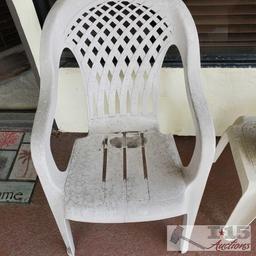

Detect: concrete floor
[0,49,38,110]
[0,70,39,110]
[0,134,255,256]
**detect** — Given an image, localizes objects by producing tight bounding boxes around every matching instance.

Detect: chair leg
[48,196,75,256]
[180,211,197,253]
[226,192,256,227]
[56,218,75,256]
[214,130,229,162]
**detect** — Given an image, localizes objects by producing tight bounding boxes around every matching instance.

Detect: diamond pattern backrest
[64,0,172,121]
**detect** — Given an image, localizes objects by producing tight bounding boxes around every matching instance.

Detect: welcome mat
[0,131,37,203]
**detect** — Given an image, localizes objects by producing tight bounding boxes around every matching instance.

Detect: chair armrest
[174,6,216,183]
[31,92,67,194]
[31,29,67,193]
[30,3,72,194]
[183,63,216,183]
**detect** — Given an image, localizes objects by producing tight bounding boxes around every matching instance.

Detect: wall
[55,67,256,136]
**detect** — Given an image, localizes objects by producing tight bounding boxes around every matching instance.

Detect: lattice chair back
[40,0,199,133]
[66,0,171,118]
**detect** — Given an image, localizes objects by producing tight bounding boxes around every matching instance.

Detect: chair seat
[64,130,186,223]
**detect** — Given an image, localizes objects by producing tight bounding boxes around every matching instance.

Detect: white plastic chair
[31,0,215,255]
[215,116,256,227]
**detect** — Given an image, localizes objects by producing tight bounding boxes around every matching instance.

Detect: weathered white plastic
[215,116,256,228]
[31,0,215,255]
